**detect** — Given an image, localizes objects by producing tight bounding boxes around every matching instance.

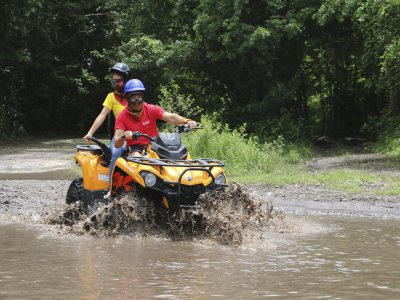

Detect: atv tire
[66,178,85,206]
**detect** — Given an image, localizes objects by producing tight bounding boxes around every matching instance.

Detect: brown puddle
[47,183,292,246]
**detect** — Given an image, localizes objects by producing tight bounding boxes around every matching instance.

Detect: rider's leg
[106,137,126,198]
[127,144,147,157]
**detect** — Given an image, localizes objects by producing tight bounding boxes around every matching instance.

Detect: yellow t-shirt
[102,92,128,118]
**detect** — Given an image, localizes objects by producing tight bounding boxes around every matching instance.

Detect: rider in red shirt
[114,79,197,156]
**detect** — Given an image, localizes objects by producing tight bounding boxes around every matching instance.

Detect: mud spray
[48,183,293,247]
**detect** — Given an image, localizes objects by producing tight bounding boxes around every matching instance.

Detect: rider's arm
[83,106,111,140]
[114,129,126,148]
[161,112,197,128]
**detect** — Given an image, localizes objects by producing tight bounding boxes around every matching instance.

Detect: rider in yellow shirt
[83,63,130,191]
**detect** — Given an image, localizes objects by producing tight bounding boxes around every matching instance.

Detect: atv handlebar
[117,131,158,142]
[132,131,153,141]
[85,136,112,162]
[119,124,201,141]
[87,136,103,145]
[177,124,202,133]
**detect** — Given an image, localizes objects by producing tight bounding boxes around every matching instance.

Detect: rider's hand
[124,131,133,140]
[187,120,197,129]
[83,134,92,142]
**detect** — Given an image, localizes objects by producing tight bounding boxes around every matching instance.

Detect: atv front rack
[126,157,224,168]
[126,157,225,211]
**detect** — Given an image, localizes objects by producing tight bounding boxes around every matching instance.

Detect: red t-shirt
[115,102,165,146]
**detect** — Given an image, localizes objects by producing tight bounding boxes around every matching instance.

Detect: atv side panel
[74,150,110,191]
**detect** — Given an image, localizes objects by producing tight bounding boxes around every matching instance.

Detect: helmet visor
[127,92,144,105]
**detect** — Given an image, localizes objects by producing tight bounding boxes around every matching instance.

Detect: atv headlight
[215,174,226,185]
[143,173,157,187]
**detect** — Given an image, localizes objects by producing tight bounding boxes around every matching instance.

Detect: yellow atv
[66,125,226,214]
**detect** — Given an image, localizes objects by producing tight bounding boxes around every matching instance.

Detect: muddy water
[0,138,79,180]
[0,218,399,299]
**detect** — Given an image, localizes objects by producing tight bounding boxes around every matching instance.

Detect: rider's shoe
[103,190,111,199]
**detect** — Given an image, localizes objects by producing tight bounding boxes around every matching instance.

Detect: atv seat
[77,144,112,165]
[77,144,103,154]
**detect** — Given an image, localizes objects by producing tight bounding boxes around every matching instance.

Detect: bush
[365,114,400,156]
[183,115,309,177]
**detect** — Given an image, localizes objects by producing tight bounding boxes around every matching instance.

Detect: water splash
[48,183,291,246]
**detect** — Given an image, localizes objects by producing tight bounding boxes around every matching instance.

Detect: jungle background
[1,0,400,153]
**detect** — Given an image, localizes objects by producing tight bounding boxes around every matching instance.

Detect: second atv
[66,125,227,215]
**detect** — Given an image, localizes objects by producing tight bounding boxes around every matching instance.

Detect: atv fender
[74,151,109,191]
[113,157,145,186]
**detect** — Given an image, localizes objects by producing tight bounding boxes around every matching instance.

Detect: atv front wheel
[66,178,85,205]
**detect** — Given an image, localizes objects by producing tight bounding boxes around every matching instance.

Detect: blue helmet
[124,79,146,95]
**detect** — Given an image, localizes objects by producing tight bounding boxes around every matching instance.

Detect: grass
[184,116,310,176]
[308,169,377,192]
[182,116,400,195]
[234,166,388,194]
[376,177,400,195]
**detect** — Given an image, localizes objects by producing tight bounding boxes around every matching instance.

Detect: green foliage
[74,69,100,95]
[1,0,400,145]
[353,0,400,118]
[0,103,19,137]
[254,110,308,142]
[0,0,115,135]
[158,82,203,118]
[380,38,400,107]
[367,114,400,156]
[183,116,308,177]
